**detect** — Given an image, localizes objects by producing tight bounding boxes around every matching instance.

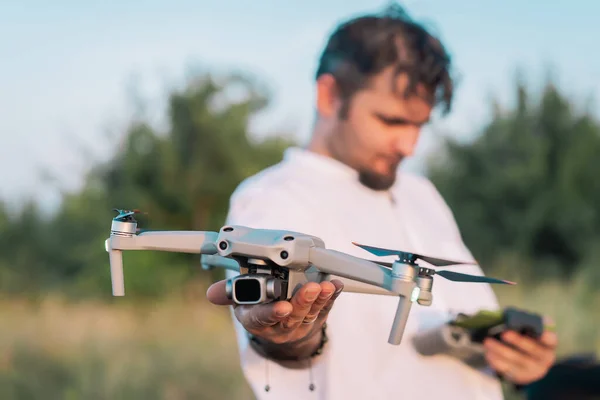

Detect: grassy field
[0,274,597,400]
[492,266,600,400]
[0,283,254,400]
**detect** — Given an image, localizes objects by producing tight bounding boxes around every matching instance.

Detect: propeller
[112,208,146,222]
[427,269,515,285]
[352,242,475,267]
[353,242,515,285]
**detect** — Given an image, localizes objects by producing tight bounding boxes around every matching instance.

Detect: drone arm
[320,275,395,296]
[109,231,219,254]
[106,231,218,297]
[201,254,240,272]
[309,247,424,346]
[308,247,394,293]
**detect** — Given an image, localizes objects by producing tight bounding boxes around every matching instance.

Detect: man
[206,4,557,399]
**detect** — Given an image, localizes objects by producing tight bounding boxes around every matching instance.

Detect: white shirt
[224,147,503,400]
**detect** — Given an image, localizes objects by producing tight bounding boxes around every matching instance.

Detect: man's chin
[358,171,397,191]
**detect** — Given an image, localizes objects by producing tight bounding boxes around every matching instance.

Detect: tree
[0,70,297,298]
[427,74,600,279]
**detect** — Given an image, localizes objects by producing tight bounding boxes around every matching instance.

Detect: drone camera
[415,273,434,306]
[416,270,434,290]
[226,274,284,304]
[234,279,261,302]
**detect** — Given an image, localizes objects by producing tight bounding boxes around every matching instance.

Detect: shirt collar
[283,146,359,180]
[283,146,398,203]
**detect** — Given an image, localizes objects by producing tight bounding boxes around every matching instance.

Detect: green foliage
[0,71,296,299]
[428,75,600,279]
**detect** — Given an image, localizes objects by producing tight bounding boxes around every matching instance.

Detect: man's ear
[315,74,342,118]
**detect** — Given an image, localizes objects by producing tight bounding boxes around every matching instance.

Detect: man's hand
[484,326,558,386]
[206,278,344,359]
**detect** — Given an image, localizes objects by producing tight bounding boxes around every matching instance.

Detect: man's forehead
[368,67,409,89]
[360,74,433,120]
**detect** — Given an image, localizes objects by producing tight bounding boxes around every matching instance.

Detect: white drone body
[105,209,514,346]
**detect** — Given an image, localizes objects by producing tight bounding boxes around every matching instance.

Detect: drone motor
[387,259,435,306]
[110,209,143,236]
[111,219,137,236]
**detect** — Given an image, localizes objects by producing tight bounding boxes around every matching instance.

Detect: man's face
[321,68,433,190]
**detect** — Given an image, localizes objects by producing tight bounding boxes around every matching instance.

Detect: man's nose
[394,128,420,157]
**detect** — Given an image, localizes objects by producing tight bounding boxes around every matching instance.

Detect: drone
[105,209,515,346]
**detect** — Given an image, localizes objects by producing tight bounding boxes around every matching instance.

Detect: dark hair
[315,3,454,116]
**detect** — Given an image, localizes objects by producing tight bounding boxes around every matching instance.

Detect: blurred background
[1,1,599,399]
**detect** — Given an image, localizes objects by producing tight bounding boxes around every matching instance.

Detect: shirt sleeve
[420,178,503,378]
[221,183,330,398]
[421,177,500,307]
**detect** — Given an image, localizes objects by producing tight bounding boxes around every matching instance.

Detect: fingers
[539,330,558,348]
[282,282,323,329]
[485,348,514,376]
[303,281,338,323]
[315,280,344,324]
[235,301,293,331]
[484,337,537,371]
[484,329,558,385]
[484,337,535,385]
[281,280,344,330]
[206,280,234,306]
[207,278,345,339]
[501,331,557,366]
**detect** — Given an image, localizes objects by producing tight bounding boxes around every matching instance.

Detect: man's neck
[306,124,355,172]
[306,125,398,198]
[305,128,333,159]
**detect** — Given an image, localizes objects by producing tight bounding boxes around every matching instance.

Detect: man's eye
[380,117,407,126]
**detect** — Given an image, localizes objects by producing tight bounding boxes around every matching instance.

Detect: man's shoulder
[394,170,441,197]
[230,156,313,207]
[393,170,455,220]
[225,155,323,231]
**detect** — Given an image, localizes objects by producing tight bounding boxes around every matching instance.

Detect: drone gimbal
[105,209,515,345]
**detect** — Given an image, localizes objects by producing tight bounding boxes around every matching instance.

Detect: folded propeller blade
[352,242,475,267]
[434,270,516,285]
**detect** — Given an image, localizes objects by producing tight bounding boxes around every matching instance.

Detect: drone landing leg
[110,250,125,296]
[388,295,413,345]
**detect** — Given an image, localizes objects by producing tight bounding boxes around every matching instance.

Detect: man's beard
[358,168,398,191]
[327,122,401,190]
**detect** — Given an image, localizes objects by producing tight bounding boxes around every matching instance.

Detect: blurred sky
[1,0,598,213]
